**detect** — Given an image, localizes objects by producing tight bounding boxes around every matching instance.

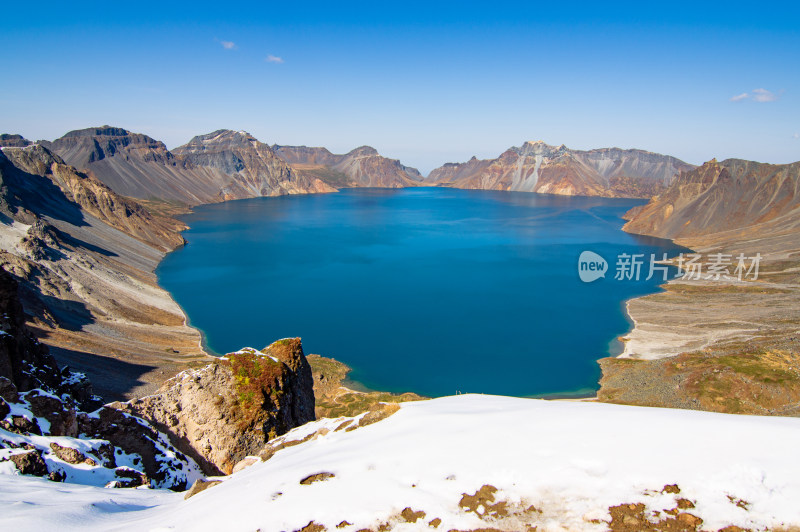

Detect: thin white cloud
[752,88,779,102]
[213,38,239,50]
[794,133,799,139]
[265,54,284,64]
[730,88,780,103]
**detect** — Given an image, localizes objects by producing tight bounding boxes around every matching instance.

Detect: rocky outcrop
[8,450,49,476]
[0,267,202,489]
[184,479,222,499]
[113,338,315,475]
[273,144,424,188]
[45,127,335,205]
[76,406,201,488]
[427,141,694,198]
[0,268,94,406]
[1,377,202,489]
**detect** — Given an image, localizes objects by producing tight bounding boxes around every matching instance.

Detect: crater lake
[157,188,685,397]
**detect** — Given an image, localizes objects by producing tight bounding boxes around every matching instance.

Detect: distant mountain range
[427,140,695,198]
[9,126,800,244]
[272,145,424,188]
[35,127,429,207]
[16,126,707,205]
[41,127,336,206]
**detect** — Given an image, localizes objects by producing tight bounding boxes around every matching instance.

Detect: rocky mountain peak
[0,134,32,148]
[522,139,551,148]
[429,139,694,198]
[174,129,282,175]
[516,140,567,158]
[183,129,258,147]
[624,157,800,240]
[62,126,132,138]
[348,146,379,157]
[45,126,172,167]
[0,143,186,251]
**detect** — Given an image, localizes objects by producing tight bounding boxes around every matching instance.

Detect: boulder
[0,376,18,402]
[184,479,223,499]
[49,442,94,465]
[78,407,197,490]
[114,338,315,475]
[24,390,78,437]
[1,415,41,435]
[9,449,48,476]
[231,456,259,474]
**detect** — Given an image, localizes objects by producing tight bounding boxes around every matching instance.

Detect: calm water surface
[157,188,684,397]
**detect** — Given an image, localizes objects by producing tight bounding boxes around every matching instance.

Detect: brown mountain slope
[0,142,210,400]
[45,127,334,206]
[623,158,800,241]
[173,130,335,199]
[273,145,424,188]
[428,140,694,198]
[1,144,185,252]
[600,157,800,416]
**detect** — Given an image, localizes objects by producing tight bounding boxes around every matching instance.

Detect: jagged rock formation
[0,142,209,401]
[0,268,202,489]
[623,158,800,241]
[1,381,203,489]
[0,268,94,406]
[113,338,315,475]
[45,127,335,205]
[427,141,694,198]
[273,144,424,188]
[1,268,314,488]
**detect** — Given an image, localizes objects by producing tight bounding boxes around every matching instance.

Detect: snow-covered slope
[2,395,799,531]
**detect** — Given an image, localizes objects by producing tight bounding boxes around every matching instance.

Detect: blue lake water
[157,188,685,397]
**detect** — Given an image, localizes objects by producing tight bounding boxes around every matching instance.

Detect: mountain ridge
[428,140,695,198]
[43,127,335,206]
[623,157,800,241]
[272,143,424,188]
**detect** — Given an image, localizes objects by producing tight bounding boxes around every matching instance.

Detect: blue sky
[2,1,799,174]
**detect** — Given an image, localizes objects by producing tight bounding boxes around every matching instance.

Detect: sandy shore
[597,229,800,415]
